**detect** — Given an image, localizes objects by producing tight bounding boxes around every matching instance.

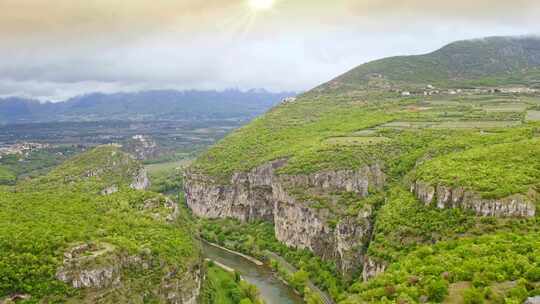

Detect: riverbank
[201,237,332,304]
[201,239,264,266]
[265,251,335,304]
[201,240,304,304]
[201,260,267,304]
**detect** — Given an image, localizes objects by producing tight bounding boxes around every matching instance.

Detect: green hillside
[0,146,199,303]
[0,165,15,185]
[319,36,540,92]
[190,36,540,304]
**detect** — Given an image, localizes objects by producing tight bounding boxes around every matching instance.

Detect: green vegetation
[343,232,540,303]
[367,187,475,263]
[0,146,198,302]
[414,139,540,198]
[201,262,264,304]
[192,94,398,182]
[193,87,540,197]
[146,162,186,195]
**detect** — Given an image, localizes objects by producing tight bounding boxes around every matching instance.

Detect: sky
[1,0,540,101]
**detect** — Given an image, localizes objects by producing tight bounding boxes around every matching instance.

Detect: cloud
[0,0,539,100]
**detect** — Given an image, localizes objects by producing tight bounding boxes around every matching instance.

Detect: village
[0,142,50,159]
[400,85,539,97]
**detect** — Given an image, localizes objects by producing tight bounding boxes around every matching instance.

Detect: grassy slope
[0,146,198,301]
[414,139,540,198]
[0,165,15,184]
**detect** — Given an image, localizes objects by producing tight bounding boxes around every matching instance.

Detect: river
[201,241,304,304]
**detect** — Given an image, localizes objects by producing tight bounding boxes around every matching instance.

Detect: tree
[290,269,309,291]
[304,287,324,304]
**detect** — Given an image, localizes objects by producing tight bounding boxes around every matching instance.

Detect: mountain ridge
[0,89,296,124]
[318,35,540,93]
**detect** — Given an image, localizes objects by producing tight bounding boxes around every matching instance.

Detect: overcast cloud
[1,0,540,101]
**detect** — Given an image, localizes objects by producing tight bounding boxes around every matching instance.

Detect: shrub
[426,278,448,302]
[526,267,540,281]
[463,287,485,304]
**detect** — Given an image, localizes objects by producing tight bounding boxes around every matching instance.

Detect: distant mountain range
[0,89,296,124]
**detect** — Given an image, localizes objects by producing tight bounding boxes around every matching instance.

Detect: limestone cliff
[411,181,536,217]
[185,160,385,276]
[130,166,151,190]
[56,241,201,303]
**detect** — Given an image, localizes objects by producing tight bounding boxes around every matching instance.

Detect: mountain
[319,36,540,92]
[0,89,295,124]
[186,36,540,303]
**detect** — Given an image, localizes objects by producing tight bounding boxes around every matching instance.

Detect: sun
[248,0,275,11]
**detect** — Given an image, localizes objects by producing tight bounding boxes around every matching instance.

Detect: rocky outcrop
[56,242,123,289]
[101,184,118,195]
[160,267,202,304]
[57,242,202,303]
[335,210,374,277]
[159,264,201,304]
[362,256,387,282]
[0,294,31,304]
[411,181,536,217]
[185,160,385,276]
[142,196,180,222]
[130,167,150,190]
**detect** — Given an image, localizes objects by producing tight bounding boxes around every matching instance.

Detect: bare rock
[56,242,121,289]
[130,167,150,190]
[100,185,118,195]
[362,256,387,281]
[525,296,540,304]
[411,181,536,217]
[0,294,31,304]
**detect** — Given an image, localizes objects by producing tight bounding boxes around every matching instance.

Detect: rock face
[411,181,536,217]
[130,167,151,190]
[56,243,123,289]
[185,160,385,276]
[160,264,201,304]
[56,242,202,303]
[362,256,387,282]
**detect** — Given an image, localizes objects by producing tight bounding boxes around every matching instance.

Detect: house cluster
[401,85,538,97]
[0,142,49,159]
[128,135,159,160]
[281,97,297,104]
